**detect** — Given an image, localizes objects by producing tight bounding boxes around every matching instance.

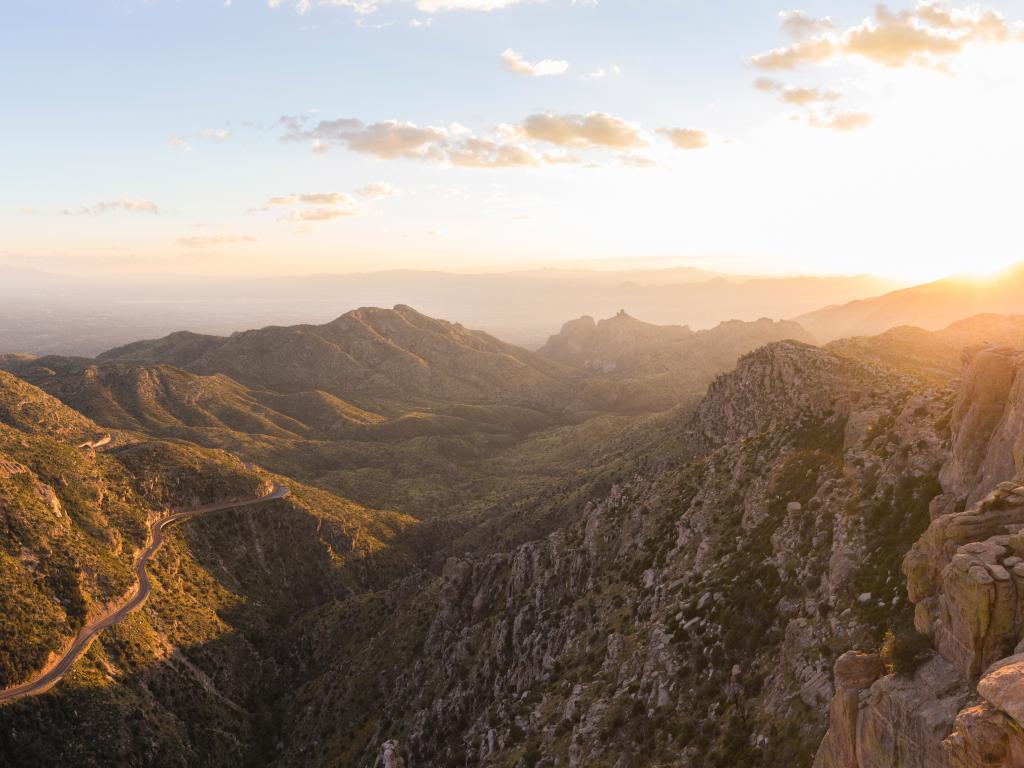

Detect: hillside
[9,307,1024,767]
[99,305,574,410]
[263,340,949,767]
[0,369,420,766]
[826,314,1024,382]
[797,265,1024,342]
[2,309,826,523]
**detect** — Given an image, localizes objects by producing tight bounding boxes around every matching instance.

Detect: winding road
[0,481,289,705]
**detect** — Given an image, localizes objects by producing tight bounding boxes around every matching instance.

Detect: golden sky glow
[3,1,1024,283]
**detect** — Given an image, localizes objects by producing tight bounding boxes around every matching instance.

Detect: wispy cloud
[501,49,569,76]
[262,191,363,224]
[177,235,257,249]
[76,198,161,216]
[269,0,573,15]
[356,182,401,199]
[579,65,621,81]
[754,77,841,105]
[808,110,872,132]
[279,111,641,167]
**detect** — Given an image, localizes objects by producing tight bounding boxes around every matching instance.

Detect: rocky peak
[695,341,893,446]
[538,311,692,370]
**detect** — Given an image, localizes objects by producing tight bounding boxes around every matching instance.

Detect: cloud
[168,136,192,152]
[753,3,1022,71]
[297,192,357,205]
[268,0,377,14]
[200,128,232,142]
[501,48,569,76]
[808,110,872,131]
[447,137,542,167]
[657,127,710,150]
[290,207,358,221]
[356,182,400,199]
[282,111,638,166]
[285,117,448,159]
[263,191,363,224]
[754,77,841,104]
[168,127,231,152]
[579,65,621,80]
[520,112,645,148]
[177,235,257,249]
[751,36,836,69]
[618,154,657,168]
[79,198,161,215]
[416,0,539,10]
[779,9,835,39]
[269,0,551,14]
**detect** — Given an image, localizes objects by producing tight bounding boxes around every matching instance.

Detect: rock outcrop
[815,345,1024,768]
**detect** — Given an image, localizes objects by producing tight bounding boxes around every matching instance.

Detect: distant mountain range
[797,265,1024,342]
[0,265,899,355]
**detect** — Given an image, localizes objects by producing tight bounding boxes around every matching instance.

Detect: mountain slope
[797,265,1024,342]
[262,341,950,767]
[826,314,1024,382]
[539,311,694,370]
[100,305,575,409]
[0,367,419,767]
[542,313,815,411]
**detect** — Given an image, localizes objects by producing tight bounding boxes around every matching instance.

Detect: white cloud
[501,48,569,76]
[579,64,621,80]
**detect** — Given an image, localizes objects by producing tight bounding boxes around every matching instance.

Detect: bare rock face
[904,491,1024,679]
[816,345,1024,768]
[377,740,406,768]
[813,653,884,768]
[943,702,1024,767]
[939,346,1024,509]
[854,656,971,768]
[977,654,1024,726]
[695,341,898,446]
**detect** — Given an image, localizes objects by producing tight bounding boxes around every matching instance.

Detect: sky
[2,0,1024,282]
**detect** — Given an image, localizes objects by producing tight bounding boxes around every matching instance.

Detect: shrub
[881,626,933,677]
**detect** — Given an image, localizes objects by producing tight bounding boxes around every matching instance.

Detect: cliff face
[815,346,1024,768]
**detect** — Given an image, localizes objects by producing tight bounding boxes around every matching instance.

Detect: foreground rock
[815,346,1024,768]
